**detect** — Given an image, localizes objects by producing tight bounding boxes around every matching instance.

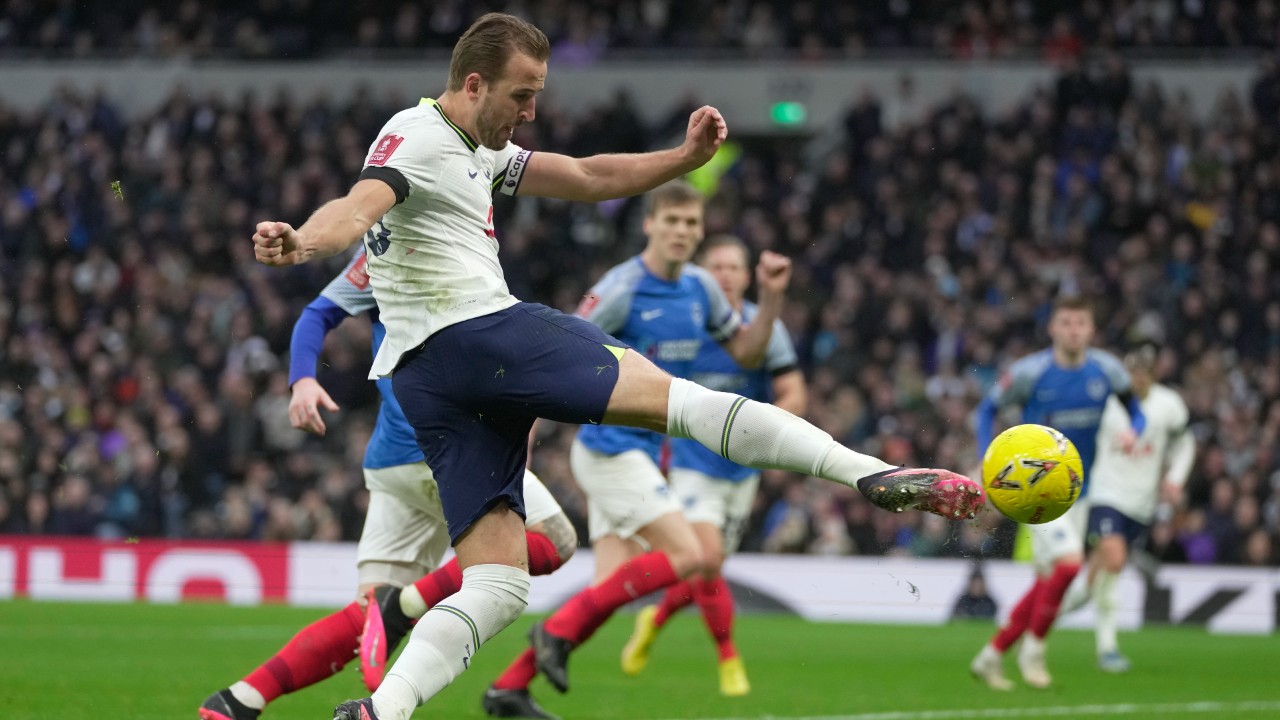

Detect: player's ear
[465,72,484,98]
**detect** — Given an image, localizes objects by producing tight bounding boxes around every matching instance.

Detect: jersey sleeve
[987,356,1037,409]
[1092,350,1133,395]
[319,248,379,316]
[690,267,742,342]
[575,265,636,335]
[1163,390,1195,487]
[493,142,534,197]
[357,112,438,204]
[763,318,799,375]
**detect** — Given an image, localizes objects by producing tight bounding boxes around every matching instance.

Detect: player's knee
[665,543,708,578]
[1100,538,1126,572]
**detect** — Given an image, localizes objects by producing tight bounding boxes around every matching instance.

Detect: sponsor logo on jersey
[345,254,370,289]
[650,339,701,362]
[640,308,664,321]
[368,134,406,166]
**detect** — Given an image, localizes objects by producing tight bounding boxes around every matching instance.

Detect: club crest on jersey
[1087,377,1107,400]
[690,302,704,327]
[368,134,406,166]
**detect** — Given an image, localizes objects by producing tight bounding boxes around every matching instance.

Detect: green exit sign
[770,101,807,126]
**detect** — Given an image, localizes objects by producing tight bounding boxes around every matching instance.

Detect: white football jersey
[359,98,533,378]
[1087,383,1195,523]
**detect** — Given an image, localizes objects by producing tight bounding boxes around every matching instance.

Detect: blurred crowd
[0,49,1278,568]
[3,0,1280,60]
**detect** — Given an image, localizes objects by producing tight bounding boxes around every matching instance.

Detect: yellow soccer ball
[982,424,1084,524]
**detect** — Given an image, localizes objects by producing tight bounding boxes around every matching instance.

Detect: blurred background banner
[4,536,1275,634]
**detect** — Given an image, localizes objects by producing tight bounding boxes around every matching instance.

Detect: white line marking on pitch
[655,699,1280,720]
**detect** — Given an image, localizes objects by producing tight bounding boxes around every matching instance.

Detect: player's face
[700,244,750,304]
[1048,308,1094,358]
[476,52,546,150]
[1130,365,1154,395]
[643,202,704,265]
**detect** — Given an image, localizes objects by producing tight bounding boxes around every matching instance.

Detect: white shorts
[570,438,682,543]
[668,468,759,553]
[1029,497,1090,574]
[357,463,562,586]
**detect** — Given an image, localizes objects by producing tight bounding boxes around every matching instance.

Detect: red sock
[492,648,538,691]
[693,576,738,661]
[525,531,562,576]
[544,551,679,644]
[653,579,695,627]
[992,579,1044,652]
[243,601,363,701]
[413,558,464,609]
[1029,562,1081,639]
[411,531,564,609]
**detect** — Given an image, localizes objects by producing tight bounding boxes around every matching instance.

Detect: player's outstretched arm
[516,105,727,202]
[721,251,791,368]
[287,298,352,435]
[254,179,397,266]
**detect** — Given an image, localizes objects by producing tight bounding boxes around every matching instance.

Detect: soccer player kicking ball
[252,14,984,720]
[969,297,1145,691]
[620,234,807,697]
[199,247,577,720]
[1055,345,1194,673]
[482,187,797,718]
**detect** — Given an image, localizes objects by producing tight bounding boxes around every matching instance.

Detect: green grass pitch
[2,600,1278,719]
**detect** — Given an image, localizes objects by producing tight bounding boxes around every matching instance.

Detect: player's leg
[1015,504,1087,689]
[604,350,984,518]
[200,475,440,720]
[628,469,746,690]
[1090,506,1139,672]
[359,480,580,692]
[528,443,702,693]
[336,350,537,720]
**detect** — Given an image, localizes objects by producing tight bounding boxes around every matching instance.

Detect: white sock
[372,564,530,720]
[399,583,428,618]
[666,378,892,487]
[1021,633,1046,660]
[1095,570,1119,656]
[1058,569,1093,616]
[229,681,266,710]
[978,642,1002,662]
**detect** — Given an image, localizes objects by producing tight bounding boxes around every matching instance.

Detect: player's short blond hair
[1051,295,1094,319]
[448,13,550,92]
[644,180,704,216]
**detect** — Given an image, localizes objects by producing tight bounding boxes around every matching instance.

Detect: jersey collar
[421,97,479,153]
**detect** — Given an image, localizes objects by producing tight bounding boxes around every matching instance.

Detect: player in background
[251,13,984,720]
[969,296,1146,691]
[619,234,806,697]
[198,247,577,720]
[481,183,791,719]
[1056,345,1194,672]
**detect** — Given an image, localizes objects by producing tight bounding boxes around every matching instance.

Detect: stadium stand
[0,26,1276,568]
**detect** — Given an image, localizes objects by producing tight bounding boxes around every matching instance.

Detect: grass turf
[2,600,1277,719]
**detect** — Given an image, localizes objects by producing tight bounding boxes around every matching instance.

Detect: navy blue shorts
[1087,504,1148,547]
[392,302,628,543]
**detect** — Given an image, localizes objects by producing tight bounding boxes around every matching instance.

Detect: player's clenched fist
[755,250,792,294]
[253,220,304,266]
[683,105,728,167]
